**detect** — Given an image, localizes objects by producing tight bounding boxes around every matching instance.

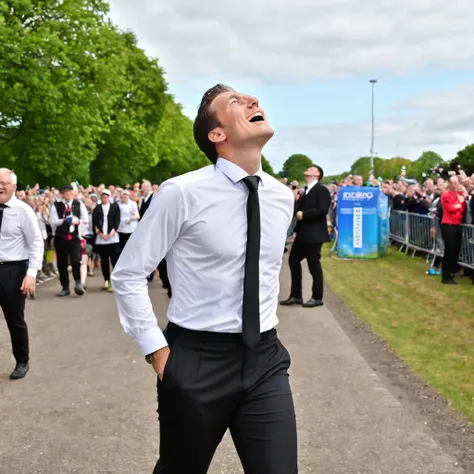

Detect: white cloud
[108,0,474,84]
[107,0,474,175]
[265,83,474,174]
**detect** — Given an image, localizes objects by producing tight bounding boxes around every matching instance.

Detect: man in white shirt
[0,168,44,379]
[112,84,297,473]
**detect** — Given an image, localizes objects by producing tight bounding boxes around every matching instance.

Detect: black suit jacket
[294,182,331,244]
[92,202,121,236]
[139,194,153,220]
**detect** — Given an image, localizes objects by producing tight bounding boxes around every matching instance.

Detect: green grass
[323,245,474,422]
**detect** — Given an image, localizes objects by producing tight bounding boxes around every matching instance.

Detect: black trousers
[118,232,132,253]
[157,259,171,297]
[154,324,298,474]
[289,240,323,300]
[0,261,28,363]
[441,224,463,279]
[97,243,120,282]
[54,237,81,290]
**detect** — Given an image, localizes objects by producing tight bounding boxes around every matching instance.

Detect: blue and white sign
[337,187,388,259]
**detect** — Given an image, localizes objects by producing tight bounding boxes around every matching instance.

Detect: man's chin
[255,125,274,145]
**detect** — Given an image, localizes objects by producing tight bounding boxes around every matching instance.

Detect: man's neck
[218,147,262,176]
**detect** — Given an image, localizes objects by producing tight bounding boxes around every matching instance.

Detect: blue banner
[337,187,388,259]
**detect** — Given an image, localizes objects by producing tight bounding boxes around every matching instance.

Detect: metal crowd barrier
[389,210,474,270]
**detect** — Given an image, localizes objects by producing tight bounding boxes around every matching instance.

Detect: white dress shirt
[49,199,89,234]
[0,196,44,278]
[112,158,294,355]
[118,201,139,234]
[304,179,318,194]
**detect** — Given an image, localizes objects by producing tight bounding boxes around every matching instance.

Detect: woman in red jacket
[440,176,466,284]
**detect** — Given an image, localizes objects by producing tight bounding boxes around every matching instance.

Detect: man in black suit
[281,165,331,308]
[139,180,154,219]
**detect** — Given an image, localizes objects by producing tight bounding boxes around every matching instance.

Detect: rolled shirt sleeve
[23,206,45,279]
[111,182,188,355]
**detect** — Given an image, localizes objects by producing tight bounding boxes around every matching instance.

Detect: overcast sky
[108,0,474,175]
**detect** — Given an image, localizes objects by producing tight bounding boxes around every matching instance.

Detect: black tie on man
[0,168,44,379]
[152,174,296,474]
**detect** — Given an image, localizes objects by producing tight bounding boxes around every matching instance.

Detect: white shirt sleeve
[49,203,63,229]
[23,206,45,278]
[79,202,89,225]
[111,182,188,355]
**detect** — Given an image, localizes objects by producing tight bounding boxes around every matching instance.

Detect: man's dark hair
[313,164,324,181]
[193,84,234,163]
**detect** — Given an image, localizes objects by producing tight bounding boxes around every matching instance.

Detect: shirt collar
[305,179,318,191]
[4,195,17,207]
[216,157,267,187]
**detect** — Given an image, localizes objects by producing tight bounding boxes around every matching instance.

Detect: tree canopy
[281,154,313,182]
[261,155,275,176]
[322,150,454,183]
[0,0,203,187]
[453,144,474,174]
[1,1,472,187]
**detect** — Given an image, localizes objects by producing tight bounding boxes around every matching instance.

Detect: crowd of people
[12,180,170,295]
[319,170,474,285]
[1,79,473,471]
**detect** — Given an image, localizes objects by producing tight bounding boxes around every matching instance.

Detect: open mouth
[248,112,264,123]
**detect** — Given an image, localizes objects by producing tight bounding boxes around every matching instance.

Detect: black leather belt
[0,260,28,266]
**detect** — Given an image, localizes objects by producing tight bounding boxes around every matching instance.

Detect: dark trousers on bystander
[157,259,171,297]
[0,261,28,363]
[97,243,120,282]
[288,240,324,301]
[118,232,131,254]
[441,224,462,281]
[153,323,298,474]
[54,237,82,290]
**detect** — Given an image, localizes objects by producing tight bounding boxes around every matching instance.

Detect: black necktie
[0,204,6,236]
[304,186,308,195]
[241,176,261,348]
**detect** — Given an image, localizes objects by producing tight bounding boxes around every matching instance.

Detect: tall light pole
[369,79,377,176]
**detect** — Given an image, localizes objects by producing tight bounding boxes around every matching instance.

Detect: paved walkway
[0,264,464,473]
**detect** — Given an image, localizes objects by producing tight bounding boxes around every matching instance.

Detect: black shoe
[74,281,85,296]
[302,298,324,308]
[442,279,458,285]
[57,289,70,297]
[10,362,29,380]
[280,297,303,306]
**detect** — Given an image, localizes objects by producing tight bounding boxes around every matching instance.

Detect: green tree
[89,30,167,184]
[142,98,207,183]
[0,0,113,186]
[410,151,445,180]
[282,154,313,182]
[453,144,474,174]
[261,155,275,176]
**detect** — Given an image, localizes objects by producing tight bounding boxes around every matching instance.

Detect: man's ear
[208,127,226,144]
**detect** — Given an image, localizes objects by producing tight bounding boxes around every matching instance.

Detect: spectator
[92,189,121,292]
[440,176,466,285]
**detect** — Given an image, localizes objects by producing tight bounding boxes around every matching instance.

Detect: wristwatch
[145,352,155,364]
